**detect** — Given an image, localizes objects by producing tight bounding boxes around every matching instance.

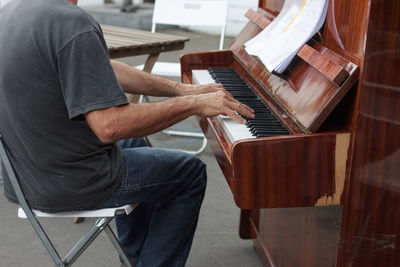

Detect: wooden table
[102,25,189,73]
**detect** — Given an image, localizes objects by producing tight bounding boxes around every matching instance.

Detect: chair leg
[73,217,85,223]
[28,215,65,267]
[63,217,113,266]
[161,130,208,155]
[0,138,65,266]
[104,225,133,267]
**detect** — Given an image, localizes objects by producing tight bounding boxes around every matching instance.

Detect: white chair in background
[0,0,11,8]
[141,0,228,76]
[137,0,228,155]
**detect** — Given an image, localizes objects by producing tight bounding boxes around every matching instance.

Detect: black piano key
[253,107,270,111]
[249,123,282,128]
[251,127,288,132]
[254,131,289,137]
[224,88,250,92]
[248,123,286,129]
[219,84,248,88]
[208,68,290,137]
[214,77,245,81]
[229,91,257,97]
[247,115,278,120]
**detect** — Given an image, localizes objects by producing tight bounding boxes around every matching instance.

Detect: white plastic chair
[137,0,228,155]
[138,0,228,75]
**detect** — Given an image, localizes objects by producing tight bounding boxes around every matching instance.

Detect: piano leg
[239,209,259,239]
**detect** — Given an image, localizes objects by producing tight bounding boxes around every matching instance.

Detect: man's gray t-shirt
[0,0,128,212]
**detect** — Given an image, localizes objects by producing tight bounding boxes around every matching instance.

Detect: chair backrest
[152,0,228,50]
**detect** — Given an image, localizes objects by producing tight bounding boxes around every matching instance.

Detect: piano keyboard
[192,68,289,143]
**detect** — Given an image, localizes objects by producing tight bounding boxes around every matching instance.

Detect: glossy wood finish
[230,8,359,132]
[245,9,349,86]
[252,207,343,267]
[322,0,369,65]
[181,51,351,210]
[259,0,284,16]
[180,0,400,266]
[337,0,400,265]
[261,0,370,66]
[232,132,350,209]
[296,44,349,86]
[245,9,272,29]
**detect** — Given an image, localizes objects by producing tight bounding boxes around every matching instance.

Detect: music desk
[102,25,189,72]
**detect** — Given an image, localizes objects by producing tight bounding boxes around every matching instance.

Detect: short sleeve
[57,30,128,119]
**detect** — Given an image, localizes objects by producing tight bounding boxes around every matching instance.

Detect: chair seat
[136,62,180,77]
[18,204,137,218]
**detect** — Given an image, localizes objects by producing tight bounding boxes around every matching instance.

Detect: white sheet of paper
[245,0,328,73]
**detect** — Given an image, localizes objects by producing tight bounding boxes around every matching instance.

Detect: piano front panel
[232,132,350,209]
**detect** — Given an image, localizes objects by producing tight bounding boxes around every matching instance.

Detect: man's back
[0,0,127,212]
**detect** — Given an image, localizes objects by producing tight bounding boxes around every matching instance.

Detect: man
[0,0,254,266]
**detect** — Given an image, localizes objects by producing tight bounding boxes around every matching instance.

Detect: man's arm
[85,91,254,144]
[110,60,225,97]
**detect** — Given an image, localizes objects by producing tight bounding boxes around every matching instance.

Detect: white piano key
[192,70,215,84]
[192,70,256,143]
[216,116,255,142]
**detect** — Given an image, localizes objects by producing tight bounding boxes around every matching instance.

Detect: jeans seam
[114,188,123,206]
[121,179,184,192]
[175,193,203,267]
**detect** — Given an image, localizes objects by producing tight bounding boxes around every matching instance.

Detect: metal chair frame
[0,134,133,267]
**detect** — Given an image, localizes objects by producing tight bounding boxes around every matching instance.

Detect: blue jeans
[93,138,207,267]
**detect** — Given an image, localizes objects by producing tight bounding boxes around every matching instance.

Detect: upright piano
[181,0,400,266]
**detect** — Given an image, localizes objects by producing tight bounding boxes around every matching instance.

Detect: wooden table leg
[142,53,160,73]
[129,53,160,103]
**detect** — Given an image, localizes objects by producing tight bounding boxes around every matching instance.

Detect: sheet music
[245,0,328,73]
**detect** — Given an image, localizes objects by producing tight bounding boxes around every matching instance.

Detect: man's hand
[193,90,254,124]
[175,82,256,123]
[175,83,225,96]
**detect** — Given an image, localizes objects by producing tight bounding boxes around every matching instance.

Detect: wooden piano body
[181,0,400,266]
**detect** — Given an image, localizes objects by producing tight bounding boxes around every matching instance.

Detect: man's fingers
[202,83,224,93]
[238,102,254,117]
[224,108,247,124]
[224,100,254,119]
[195,91,255,123]
[223,91,235,101]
